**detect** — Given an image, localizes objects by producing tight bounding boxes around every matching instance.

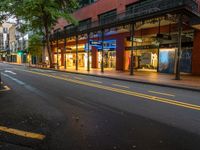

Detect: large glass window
[79,18,92,30]
[98,10,117,25]
[79,0,97,8]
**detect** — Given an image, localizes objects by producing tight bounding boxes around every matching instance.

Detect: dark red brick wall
[192,30,200,75]
[54,0,137,30]
[91,46,98,68]
[116,35,126,71]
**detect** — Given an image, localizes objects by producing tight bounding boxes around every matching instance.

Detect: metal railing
[50,0,199,40]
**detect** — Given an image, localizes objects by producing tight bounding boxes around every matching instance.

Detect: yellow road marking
[0,126,45,140]
[148,91,175,97]
[91,80,102,84]
[74,77,82,80]
[61,74,69,78]
[15,69,200,111]
[0,86,11,92]
[112,84,129,89]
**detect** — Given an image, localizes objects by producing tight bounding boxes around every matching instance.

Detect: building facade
[0,23,12,62]
[1,19,30,64]
[50,0,200,75]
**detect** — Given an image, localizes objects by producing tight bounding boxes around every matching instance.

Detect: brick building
[50,0,200,76]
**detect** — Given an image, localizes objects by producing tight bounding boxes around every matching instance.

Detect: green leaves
[0,0,78,33]
[0,0,79,67]
[28,34,43,56]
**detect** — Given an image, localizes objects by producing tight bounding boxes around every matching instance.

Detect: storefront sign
[125,45,158,50]
[85,40,116,51]
[127,37,143,43]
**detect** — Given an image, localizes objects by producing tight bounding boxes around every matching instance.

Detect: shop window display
[159,49,175,74]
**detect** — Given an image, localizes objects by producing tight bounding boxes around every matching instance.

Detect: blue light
[85,39,116,51]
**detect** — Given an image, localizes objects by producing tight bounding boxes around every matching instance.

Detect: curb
[28,66,200,92]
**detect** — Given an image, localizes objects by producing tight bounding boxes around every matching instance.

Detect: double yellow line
[16,69,200,111]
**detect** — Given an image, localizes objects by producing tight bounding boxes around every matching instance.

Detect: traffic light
[17,50,23,56]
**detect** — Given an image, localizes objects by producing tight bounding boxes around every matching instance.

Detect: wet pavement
[1,63,200,150]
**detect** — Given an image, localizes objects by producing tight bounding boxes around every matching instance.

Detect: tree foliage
[0,0,79,67]
[28,34,43,57]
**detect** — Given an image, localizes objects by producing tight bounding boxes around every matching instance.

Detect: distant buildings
[0,18,29,64]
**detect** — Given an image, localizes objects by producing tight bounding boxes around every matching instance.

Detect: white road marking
[148,91,175,97]
[112,84,129,89]
[74,77,83,80]
[91,80,102,84]
[2,73,25,85]
[4,70,16,75]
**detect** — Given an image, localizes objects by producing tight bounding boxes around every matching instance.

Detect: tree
[0,0,79,68]
[28,34,43,63]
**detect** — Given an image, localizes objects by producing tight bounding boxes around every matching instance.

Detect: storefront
[90,39,117,70]
[54,48,62,66]
[124,33,193,74]
[125,37,159,72]
[65,43,91,69]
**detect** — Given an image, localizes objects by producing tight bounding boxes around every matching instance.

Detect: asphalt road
[0,62,200,150]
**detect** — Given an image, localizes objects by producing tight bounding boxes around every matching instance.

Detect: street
[0,62,200,150]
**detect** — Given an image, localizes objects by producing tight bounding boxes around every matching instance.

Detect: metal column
[157,19,161,73]
[64,37,67,70]
[76,35,78,71]
[175,14,183,80]
[101,29,104,73]
[87,33,90,72]
[130,24,135,75]
[56,32,59,69]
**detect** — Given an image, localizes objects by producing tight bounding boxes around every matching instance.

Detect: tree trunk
[45,27,54,68]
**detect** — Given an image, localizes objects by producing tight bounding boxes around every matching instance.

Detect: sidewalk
[29,65,200,91]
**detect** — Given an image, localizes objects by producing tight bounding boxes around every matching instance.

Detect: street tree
[0,0,79,68]
[28,34,43,64]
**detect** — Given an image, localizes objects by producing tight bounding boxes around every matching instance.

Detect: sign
[127,37,143,43]
[85,39,116,51]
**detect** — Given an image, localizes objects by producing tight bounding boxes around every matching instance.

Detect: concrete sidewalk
[30,65,200,91]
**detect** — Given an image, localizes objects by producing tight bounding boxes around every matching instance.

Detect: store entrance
[136,49,158,72]
[104,50,116,69]
[54,53,62,66]
[98,50,116,70]
[125,49,158,72]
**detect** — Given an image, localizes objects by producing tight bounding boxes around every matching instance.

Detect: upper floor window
[79,18,91,27]
[64,25,74,30]
[79,0,97,8]
[53,28,61,33]
[3,28,8,33]
[98,9,117,25]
